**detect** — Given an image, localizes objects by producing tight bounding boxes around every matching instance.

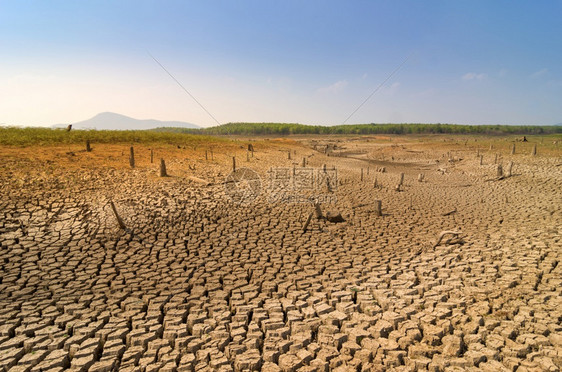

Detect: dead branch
[442,208,457,216]
[433,230,461,248]
[109,200,127,230]
[302,212,313,233]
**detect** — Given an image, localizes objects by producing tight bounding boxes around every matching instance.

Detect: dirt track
[0,137,561,371]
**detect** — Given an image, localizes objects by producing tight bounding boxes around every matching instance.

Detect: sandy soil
[0,135,560,371]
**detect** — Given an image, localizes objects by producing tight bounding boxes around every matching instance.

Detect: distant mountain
[61,112,200,130]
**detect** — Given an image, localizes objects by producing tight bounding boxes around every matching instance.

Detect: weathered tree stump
[86,140,91,152]
[511,143,515,155]
[375,200,382,216]
[506,161,514,177]
[532,144,537,156]
[205,150,208,161]
[232,156,236,172]
[160,159,167,177]
[325,177,333,193]
[494,153,498,164]
[314,202,323,219]
[150,149,154,164]
[129,147,135,168]
[479,155,483,165]
[496,164,503,178]
[325,210,345,223]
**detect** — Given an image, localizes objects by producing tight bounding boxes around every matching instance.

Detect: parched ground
[0,136,561,372]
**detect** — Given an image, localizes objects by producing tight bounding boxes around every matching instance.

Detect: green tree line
[156,122,562,136]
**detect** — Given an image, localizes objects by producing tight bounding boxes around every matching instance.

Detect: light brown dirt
[0,135,561,371]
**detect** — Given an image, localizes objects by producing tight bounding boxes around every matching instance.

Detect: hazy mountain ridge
[54,112,200,130]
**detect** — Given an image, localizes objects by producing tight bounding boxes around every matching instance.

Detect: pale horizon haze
[1,1,561,128]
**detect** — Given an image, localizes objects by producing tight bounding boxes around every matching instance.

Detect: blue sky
[1,1,561,127]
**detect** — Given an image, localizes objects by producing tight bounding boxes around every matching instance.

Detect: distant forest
[155,123,562,136]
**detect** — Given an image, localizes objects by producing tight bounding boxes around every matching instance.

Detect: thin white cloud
[530,68,548,78]
[462,72,487,81]
[318,80,348,94]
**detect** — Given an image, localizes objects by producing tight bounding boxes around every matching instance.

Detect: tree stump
[314,202,323,219]
[150,149,154,164]
[232,156,236,172]
[160,159,167,177]
[506,161,514,177]
[325,177,333,193]
[325,210,345,223]
[479,155,483,165]
[288,151,291,160]
[494,153,498,164]
[496,164,503,178]
[511,143,515,155]
[302,157,306,167]
[129,147,135,168]
[205,150,208,161]
[86,140,91,152]
[532,144,537,156]
[375,200,382,216]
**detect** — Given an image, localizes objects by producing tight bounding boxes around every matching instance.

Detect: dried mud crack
[0,139,560,371]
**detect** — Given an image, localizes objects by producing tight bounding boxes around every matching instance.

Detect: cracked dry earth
[0,139,561,372]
